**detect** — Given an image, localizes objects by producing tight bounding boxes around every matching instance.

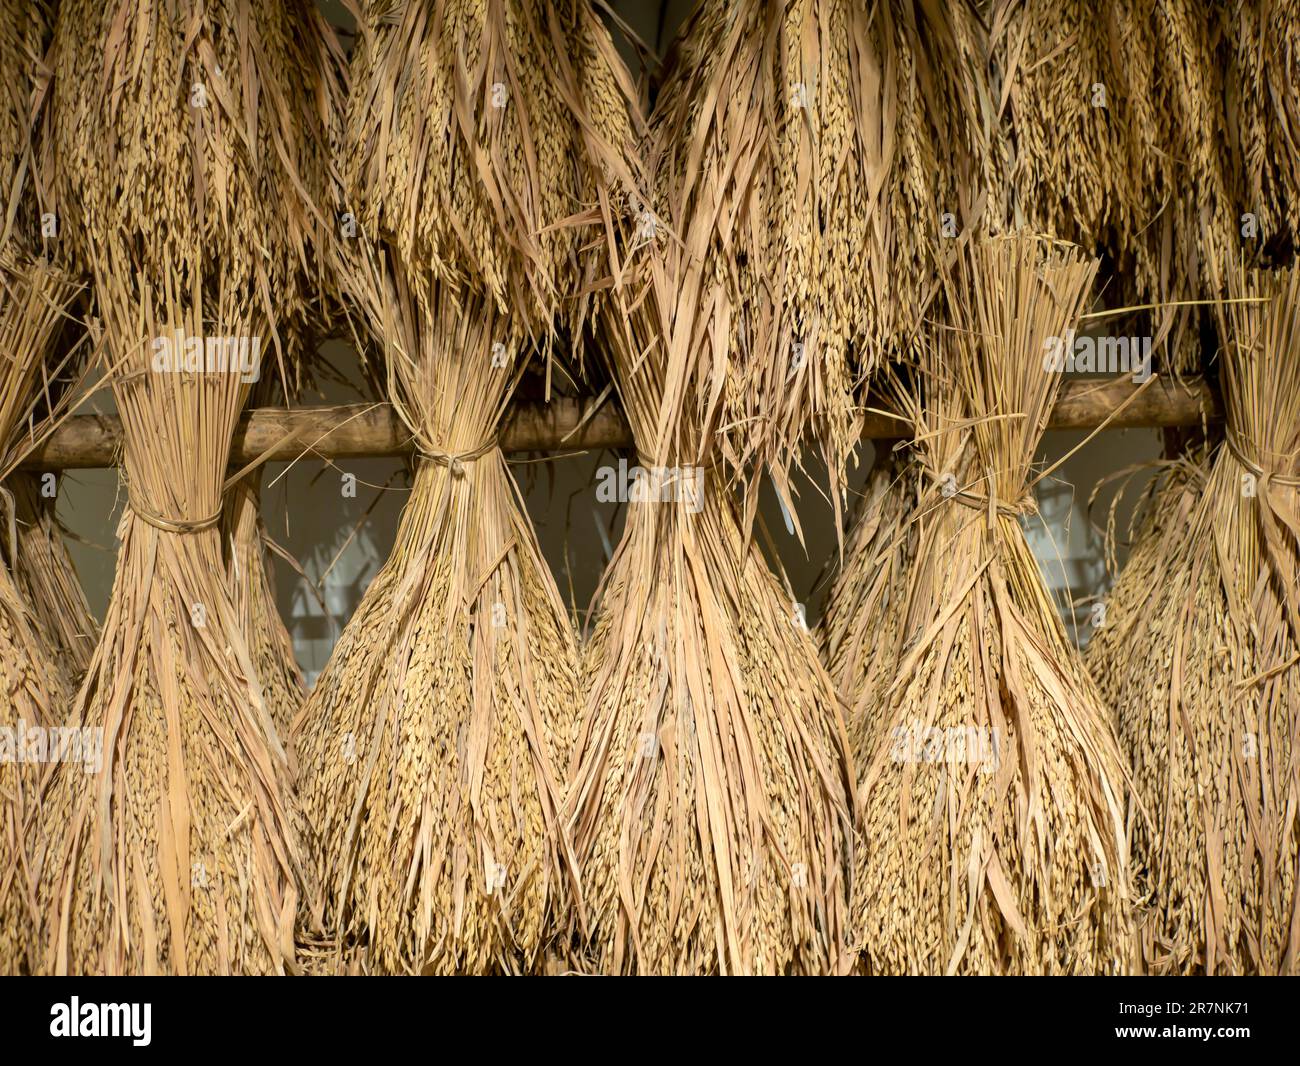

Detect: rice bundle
[823,234,1135,974]
[0,0,53,249]
[343,0,641,340]
[294,0,640,974]
[0,0,88,976]
[297,269,583,973]
[565,96,857,977]
[649,0,1000,508]
[36,0,344,974]
[0,249,83,974]
[1086,266,1300,975]
[990,0,1233,367]
[1229,1,1300,265]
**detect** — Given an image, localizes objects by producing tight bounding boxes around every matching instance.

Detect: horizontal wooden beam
[19,375,1221,472]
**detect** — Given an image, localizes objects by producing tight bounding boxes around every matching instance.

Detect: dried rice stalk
[650,0,1000,511]
[0,248,83,974]
[990,1,1242,370]
[7,471,96,681]
[295,265,580,974]
[344,0,642,342]
[566,156,856,974]
[37,282,306,975]
[1087,266,1300,974]
[824,234,1135,974]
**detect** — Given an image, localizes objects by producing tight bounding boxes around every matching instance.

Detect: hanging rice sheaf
[1086,266,1300,975]
[0,249,84,975]
[37,0,345,974]
[0,0,89,977]
[1228,0,1300,267]
[294,0,642,973]
[297,270,583,974]
[343,0,642,341]
[823,234,1135,974]
[989,0,1234,368]
[649,0,1000,515]
[565,82,858,977]
[0,0,54,249]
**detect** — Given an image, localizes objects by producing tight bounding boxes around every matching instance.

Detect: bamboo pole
[20,376,1221,471]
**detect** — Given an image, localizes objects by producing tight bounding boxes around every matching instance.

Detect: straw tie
[128,492,223,534]
[1223,427,1300,489]
[414,435,498,478]
[919,460,1039,519]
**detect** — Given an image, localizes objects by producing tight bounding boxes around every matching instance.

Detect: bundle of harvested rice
[51,0,344,372]
[0,248,84,975]
[565,135,857,974]
[990,0,1233,368]
[649,0,1000,510]
[35,0,346,974]
[37,283,307,975]
[1228,1,1300,266]
[0,0,54,249]
[343,0,642,342]
[297,0,640,973]
[823,234,1134,974]
[1086,266,1300,974]
[296,267,585,973]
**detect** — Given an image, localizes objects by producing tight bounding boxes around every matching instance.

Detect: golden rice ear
[1088,266,1300,975]
[991,0,1245,373]
[50,0,346,377]
[825,233,1136,975]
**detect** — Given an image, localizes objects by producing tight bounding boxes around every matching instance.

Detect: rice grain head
[344,0,643,347]
[989,0,1234,370]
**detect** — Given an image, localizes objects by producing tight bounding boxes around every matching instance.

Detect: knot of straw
[920,462,1038,518]
[128,493,223,535]
[414,435,498,478]
[1223,427,1300,489]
